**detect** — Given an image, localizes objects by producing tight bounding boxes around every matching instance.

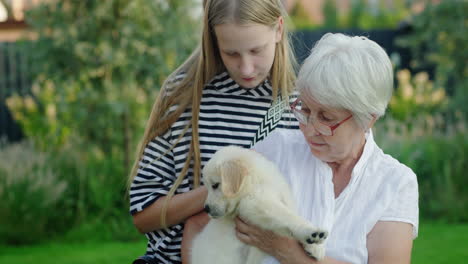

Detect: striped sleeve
[129,129,176,215]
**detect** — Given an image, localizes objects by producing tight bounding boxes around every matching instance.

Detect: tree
[8,0,199,173]
[396,0,468,116]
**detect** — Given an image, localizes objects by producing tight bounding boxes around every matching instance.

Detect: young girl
[129,0,299,263]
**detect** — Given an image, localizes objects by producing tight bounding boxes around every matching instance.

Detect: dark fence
[0,42,29,143]
[291,28,412,68]
[0,28,413,143]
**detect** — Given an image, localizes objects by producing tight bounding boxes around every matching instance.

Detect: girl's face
[214,20,282,88]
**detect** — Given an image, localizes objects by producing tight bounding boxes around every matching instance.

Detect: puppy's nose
[204,205,211,214]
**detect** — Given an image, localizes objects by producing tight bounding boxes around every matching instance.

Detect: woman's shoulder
[253,129,304,154]
[261,129,303,145]
[370,142,417,187]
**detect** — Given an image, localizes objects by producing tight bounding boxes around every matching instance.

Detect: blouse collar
[207,72,273,97]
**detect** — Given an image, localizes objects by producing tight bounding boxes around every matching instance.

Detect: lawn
[411,222,468,263]
[0,222,467,264]
[0,239,147,264]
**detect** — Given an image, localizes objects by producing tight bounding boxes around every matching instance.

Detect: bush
[0,141,67,244]
[7,0,198,173]
[289,0,410,30]
[375,113,468,222]
[396,0,468,114]
[389,69,448,121]
[5,0,199,244]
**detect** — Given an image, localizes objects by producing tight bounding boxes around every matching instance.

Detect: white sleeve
[380,171,419,238]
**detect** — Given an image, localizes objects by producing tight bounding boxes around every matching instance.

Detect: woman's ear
[367,115,378,131]
[275,16,284,43]
[220,159,247,198]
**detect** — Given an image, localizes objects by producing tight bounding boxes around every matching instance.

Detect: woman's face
[298,94,367,164]
[214,20,282,88]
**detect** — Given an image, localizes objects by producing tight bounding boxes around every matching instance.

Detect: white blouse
[253,129,419,264]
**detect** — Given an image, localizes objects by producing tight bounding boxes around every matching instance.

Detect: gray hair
[296,33,393,129]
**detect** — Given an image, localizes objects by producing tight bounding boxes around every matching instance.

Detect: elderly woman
[234,33,419,264]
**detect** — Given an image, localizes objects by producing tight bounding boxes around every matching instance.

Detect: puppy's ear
[220,159,248,198]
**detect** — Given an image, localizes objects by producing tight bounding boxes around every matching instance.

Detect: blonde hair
[128,0,296,227]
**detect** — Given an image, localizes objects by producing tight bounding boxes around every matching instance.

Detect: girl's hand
[181,212,210,264]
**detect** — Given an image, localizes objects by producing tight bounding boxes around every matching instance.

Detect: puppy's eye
[212,183,220,190]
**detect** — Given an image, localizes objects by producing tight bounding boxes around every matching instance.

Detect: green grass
[0,222,467,264]
[412,222,468,263]
[0,239,147,264]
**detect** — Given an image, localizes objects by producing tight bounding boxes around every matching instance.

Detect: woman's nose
[303,122,322,136]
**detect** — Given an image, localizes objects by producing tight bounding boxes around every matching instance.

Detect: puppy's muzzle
[204,205,211,214]
[204,204,222,218]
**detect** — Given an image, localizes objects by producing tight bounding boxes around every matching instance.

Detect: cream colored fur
[190,146,327,264]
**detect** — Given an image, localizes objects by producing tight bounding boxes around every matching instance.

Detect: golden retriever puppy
[190,146,327,264]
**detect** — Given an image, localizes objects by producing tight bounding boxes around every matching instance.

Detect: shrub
[290,0,410,30]
[396,0,468,114]
[4,0,200,244]
[377,62,467,222]
[7,0,198,174]
[389,69,449,121]
[375,113,468,222]
[0,141,67,244]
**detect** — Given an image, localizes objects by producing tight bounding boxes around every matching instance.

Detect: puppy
[190,146,327,264]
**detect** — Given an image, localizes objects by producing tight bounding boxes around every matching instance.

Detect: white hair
[296,33,393,129]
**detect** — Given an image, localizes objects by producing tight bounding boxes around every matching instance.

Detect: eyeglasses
[290,98,353,136]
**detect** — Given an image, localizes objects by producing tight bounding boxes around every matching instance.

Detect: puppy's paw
[306,228,328,245]
[296,226,328,245]
[303,243,326,261]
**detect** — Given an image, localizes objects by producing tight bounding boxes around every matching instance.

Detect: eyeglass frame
[290,98,353,136]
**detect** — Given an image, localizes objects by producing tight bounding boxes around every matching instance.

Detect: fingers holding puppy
[234,217,326,262]
[235,217,295,258]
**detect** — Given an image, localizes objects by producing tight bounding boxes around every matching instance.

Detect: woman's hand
[181,211,210,264]
[235,217,311,263]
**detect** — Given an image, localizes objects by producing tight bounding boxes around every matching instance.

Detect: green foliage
[403,134,467,222]
[353,0,409,29]
[289,0,410,30]
[3,0,199,245]
[8,0,198,171]
[375,113,468,222]
[344,0,409,29]
[389,69,448,121]
[0,141,67,244]
[347,0,366,28]
[377,60,467,222]
[323,0,339,29]
[289,2,318,30]
[396,0,468,114]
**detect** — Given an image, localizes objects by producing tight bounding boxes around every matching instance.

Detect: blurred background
[0,0,466,263]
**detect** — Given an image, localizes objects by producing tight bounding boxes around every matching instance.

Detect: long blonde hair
[128,0,297,227]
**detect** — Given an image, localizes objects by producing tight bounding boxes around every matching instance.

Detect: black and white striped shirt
[129,72,299,263]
